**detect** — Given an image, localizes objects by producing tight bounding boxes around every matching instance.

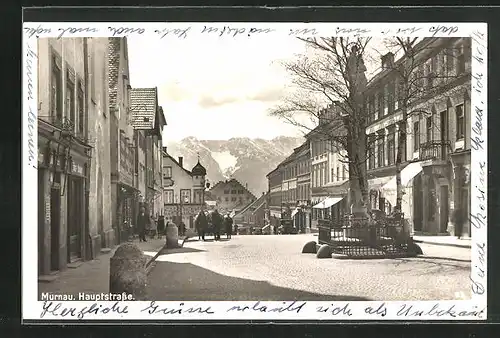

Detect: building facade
[306,104,349,229]
[37,37,113,276]
[294,143,312,232]
[364,37,472,236]
[266,166,282,229]
[233,192,268,232]
[208,179,257,214]
[130,87,166,219]
[162,151,207,228]
[108,37,138,245]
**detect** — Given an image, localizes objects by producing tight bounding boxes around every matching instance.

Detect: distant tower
[191,152,207,189]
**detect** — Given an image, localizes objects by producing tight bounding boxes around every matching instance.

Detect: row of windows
[164,189,204,204]
[281,159,311,181]
[297,184,311,201]
[366,43,469,125]
[311,139,330,158]
[310,162,348,188]
[223,189,245,195]
[282,189,297,203]
[217,196,251,203]
[51,53,85,137]
[367,102,466,170]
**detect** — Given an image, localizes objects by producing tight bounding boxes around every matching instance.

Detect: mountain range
[165,136,305,196]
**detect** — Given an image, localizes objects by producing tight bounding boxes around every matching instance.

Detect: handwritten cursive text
[141,301,214,315]
[40,301,129,319]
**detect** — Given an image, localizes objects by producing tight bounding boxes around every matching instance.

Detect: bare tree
[269,37,375,213]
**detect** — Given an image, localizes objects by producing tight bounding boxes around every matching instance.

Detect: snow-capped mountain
[165,136,305,196]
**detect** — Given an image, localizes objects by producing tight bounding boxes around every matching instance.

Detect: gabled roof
[162,151,193,177]
[209,178,257,200]
[130,88,157,129]
[234,192,267,218]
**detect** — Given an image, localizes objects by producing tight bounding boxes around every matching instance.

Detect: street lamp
[202,179,210,210]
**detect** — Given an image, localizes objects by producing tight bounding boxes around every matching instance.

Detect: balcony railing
[419,140,451,161]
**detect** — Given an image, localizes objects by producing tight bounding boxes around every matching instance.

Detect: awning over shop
[381,161,424,206]
[270,210,281,218]
[312,196,344,209]
[311,196,327,204]
[291,208,299,218]
[367,176,392,191]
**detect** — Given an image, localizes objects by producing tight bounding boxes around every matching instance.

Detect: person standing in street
[212,209,223,241]
[224,214,233,239]
[180,221,186,237]
[452,207,465,239]
[195,210,208,241]
[137,206,148,242]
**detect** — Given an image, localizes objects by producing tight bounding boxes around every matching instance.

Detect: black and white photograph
[22,19,487,321]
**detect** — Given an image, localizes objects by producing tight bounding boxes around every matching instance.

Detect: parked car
[279,219,298,234]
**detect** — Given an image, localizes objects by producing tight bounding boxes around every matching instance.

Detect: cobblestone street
[147,234,471,301]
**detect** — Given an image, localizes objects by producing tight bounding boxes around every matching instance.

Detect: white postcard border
[22,21,488,322]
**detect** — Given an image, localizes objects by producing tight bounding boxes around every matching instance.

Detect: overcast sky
[127,36,389,141]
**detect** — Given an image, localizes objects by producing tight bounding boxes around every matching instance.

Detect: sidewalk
[38,238,165,298]
[412,235,471,249]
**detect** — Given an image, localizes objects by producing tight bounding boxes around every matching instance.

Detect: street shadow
[148,261,372,301]
[159,247,206,255]
[195,238,231,243]
[419,256,471,263]
[393,257,470,274]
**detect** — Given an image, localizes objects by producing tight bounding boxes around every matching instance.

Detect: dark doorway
[439,185,449,233]
[461,188,470,237]
[97,168,104,249]
[413,174,423,232]
[67,176,83,262]
[38,169,45,275]
[50,174,61,271]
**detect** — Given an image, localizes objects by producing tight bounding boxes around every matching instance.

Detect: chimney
[178,157,183,168]
[245,183,248,189]
[162,146,167,153]
[381,52,395,70]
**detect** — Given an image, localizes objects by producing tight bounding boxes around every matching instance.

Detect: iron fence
[318,214,411,257]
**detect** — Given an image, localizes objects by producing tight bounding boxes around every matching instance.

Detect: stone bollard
[166,222,180,248]
[316,244,332,259]
[109,243,149,301]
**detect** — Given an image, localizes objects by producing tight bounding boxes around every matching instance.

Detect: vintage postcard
[22,19,487,322]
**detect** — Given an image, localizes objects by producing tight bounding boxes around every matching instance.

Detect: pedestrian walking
[149,214,157,239]
[452,207,465,239]
[212,209,223,241]
[195,210,208,241]
[180,221,186,237]
[234,223,238,236]
[137,206,148,242]
[224,214,233,239]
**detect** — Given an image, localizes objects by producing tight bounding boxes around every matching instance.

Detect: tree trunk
[347,123,369,217]
[395,115,407,213]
